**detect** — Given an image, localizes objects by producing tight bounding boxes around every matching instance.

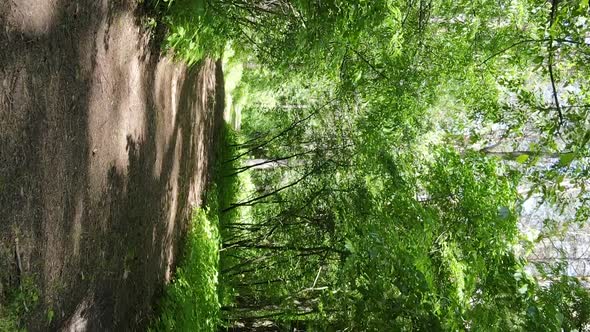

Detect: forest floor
[0,0,225,330]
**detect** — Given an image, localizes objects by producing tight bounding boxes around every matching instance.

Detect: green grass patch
[151,201,221,332]
[0,276,39,331]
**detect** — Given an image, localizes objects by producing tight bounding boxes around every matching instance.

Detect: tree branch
[547,0,564,129]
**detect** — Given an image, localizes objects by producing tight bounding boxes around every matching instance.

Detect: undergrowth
[151,200,221,332]
[0,276,39,331]
[151,124,242,331]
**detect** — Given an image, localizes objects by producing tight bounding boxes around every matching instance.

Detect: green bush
[151,205,221,332]
[148,0,232,64]
[151,125,242,331]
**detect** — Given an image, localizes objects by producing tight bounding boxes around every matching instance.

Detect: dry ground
[0,0,225,330]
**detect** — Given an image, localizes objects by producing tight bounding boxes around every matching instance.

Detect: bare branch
[547,0,564,129]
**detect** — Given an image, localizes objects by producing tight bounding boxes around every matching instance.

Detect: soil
[0,0,225,330]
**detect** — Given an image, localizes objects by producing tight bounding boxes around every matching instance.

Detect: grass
[150,200,221,331]
[0,276,39,331]
[151,124,243,331]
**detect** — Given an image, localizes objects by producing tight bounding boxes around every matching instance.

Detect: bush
[151,125,242,331]
[147,0,232,64]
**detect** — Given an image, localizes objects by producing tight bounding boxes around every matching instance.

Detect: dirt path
[0,1,224,330]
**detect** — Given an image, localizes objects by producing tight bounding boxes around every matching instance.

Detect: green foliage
[330,149,527,330]
[0,276,39,332]
[527,276,590,331]
[215,125,243,228]
[151,203,220,332]
[151,125,242,331]
[149,0,590,329]
[146,0,231,64]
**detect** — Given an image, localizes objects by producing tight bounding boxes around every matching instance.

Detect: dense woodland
[151,0,590,330]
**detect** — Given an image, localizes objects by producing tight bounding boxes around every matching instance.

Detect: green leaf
[556,312,565,324]
[354,70,363,82]
[558,153,575,167]
[515,154,529,164]
[47,309,55,324]
[345,239,356,254]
